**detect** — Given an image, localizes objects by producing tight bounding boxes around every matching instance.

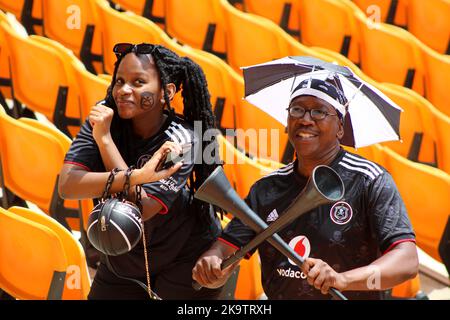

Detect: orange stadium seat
[0,107,91,233]
[243,0,300,39]
[416,41,450,118]
[0,21,82,137]
[354,11,426,95]
[41,0,103,74]
[177,46,235,131]
[299,0,360,65]
[352,0,408,28]
[407,0,450,55]
[380,146,450,262]
[218,0,346,74]
[429,106,450,175]
[0,207,67,299]
[113,0,165,28]
[378,83,438,166]
[94,0,163,74]
[0,0,43,35]
[8,206,91,299]
[165,0,227,59]
[218,134,276,198]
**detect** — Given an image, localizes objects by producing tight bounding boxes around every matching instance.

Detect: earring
[160,99,165,104]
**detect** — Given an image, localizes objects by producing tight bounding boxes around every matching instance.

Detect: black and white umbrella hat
[242,56,403,148]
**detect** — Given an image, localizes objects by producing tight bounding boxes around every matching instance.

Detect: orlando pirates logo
[330,201,353,225]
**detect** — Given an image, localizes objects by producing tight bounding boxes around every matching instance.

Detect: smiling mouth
[118,100,135,106]
[296,132,317,139]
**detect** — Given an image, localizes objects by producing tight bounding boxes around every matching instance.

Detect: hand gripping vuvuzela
[192,166,348,300]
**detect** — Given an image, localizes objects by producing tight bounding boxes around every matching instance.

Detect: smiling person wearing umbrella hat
[192,73,419,300]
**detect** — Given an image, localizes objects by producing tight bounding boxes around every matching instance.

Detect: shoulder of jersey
[338,152,384,181]
[259,162,295,182]
[164,119,194,145]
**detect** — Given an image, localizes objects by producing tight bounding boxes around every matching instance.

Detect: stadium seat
[8,206,91,299]
[165,0,226,59]
[242,0,300,39]
[227,70,291,163]
[379,145,450,262]
[0,207,67,299]
[299,0,360,65]
[429,104,450,175]
[177,46,235,131]
[407,0,450,55]
[354,11,426,95]
[94,0,163,74]
[416,40,450,118]
[218,0,347,74]
[0,21,82,137]
[391,274,421,299]
[218,134,276,198]
[41,0,103,74]
[0,0,43,35]
[352,0,407,28]
[0,108,88,232]
[378,83,438,166]
[113,0,165,28]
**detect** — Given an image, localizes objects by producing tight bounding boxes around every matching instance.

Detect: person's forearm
[96,136,164,219]
[341,242,418,291]
[59,166,146,199]
[96,135,128,171]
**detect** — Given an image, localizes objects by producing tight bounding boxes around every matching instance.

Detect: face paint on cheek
[140,92,155,110]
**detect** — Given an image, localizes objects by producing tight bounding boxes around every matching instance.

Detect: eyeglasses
[113,43,155,58]
[286,106,338,121]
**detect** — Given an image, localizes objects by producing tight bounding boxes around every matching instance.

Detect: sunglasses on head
[113,43,155,58]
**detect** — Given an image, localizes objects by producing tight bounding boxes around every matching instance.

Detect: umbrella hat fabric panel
[242,56,402,148]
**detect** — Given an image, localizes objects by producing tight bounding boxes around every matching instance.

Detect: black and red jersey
[220,148,415,300]
[64,111,221,278]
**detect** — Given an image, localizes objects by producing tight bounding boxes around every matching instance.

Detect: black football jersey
[220,149,415,300]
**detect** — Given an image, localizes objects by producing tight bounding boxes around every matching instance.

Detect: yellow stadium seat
[0,108,88,233]
[354,11,426,95]
[8,206,91,299]
[0,207,67,299]
[416,41,450,118]
[379,145,450,262]
[407,0,450,55]
[352,0,408,28]
[41,0,103,74]
[94,0,163,74]
[0,21,82,137]
[378,83,438,166]
[299,0,360,65]
[243,0,300,39]
[165,0,226,59]
[114,0,165,28]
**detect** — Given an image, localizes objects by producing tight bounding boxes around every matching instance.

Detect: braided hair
[104,44,221,223]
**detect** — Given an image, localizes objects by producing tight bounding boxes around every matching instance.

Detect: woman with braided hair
[59,43,223,299]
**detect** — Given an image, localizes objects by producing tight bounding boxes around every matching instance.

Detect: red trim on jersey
[64,161,91,171]
[383,239,416,255]
[146,193,169,214]
[218,237,252,259]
